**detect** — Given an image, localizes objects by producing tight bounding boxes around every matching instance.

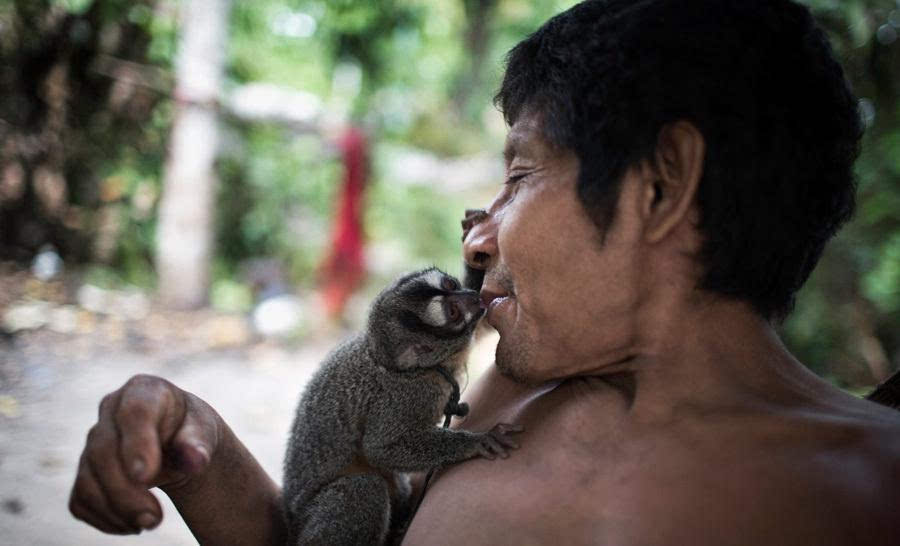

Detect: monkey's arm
[363,423,521,473]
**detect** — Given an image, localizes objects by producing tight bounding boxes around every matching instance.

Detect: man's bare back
[406,366,900,545]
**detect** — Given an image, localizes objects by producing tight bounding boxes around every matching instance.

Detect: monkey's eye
[447,302,461,322]
[441,277,459,291]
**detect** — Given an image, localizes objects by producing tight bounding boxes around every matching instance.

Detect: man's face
[464,111,646,384]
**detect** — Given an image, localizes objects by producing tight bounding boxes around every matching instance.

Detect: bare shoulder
[811,393,900,495]
[802,388,900,465]
[741,394,900,544]
[662,389,900,545]
[405,368,900,545]
[402,369,637,544]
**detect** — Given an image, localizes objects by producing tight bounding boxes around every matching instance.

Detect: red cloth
[319,127,368,318]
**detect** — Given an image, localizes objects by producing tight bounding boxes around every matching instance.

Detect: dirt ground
[0,324,335,545]
[0,297,499,545]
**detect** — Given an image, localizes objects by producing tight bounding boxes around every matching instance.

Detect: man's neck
[592,297,837,424]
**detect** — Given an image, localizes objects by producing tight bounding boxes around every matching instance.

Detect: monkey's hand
[365,422,524,471]
[473,423,524,460]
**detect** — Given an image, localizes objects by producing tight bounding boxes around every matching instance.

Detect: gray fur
[283,267,519,545]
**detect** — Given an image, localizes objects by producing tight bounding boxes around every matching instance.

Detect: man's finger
[84,417,164,530]
[69,455,140,535]
[167,393,216,476]
[461,208,488,241]
[114,375,185,484]
[70,501,134,536]
[87,441,163,530]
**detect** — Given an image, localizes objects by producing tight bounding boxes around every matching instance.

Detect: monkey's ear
[397,344,433,368]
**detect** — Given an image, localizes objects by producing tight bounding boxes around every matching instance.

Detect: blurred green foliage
[779,0,900,385]
[2,0,898,385]
[216,0,583,289]
[217,126,339,285]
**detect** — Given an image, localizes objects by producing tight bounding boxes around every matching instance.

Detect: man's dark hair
[495,0,862,320]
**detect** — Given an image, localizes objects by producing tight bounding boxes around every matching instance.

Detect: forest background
[1,0,899,391]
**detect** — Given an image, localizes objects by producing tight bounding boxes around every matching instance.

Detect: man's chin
[495,338,537,385]
[495,360,529,383]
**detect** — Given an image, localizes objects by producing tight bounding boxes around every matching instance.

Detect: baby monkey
[283,267,521,545]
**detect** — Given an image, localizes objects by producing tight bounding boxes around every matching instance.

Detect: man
[70,0,900,544]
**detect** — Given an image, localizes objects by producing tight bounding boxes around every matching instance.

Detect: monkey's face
[368,267,485,370]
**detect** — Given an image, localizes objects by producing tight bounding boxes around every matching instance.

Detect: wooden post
[155,0,231,308]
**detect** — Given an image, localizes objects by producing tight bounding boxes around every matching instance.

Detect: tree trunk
[155,0,230,308]
[0,1,161,263]
[452,0,498,120]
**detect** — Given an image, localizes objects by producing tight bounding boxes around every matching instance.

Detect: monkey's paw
[474,423,523,460]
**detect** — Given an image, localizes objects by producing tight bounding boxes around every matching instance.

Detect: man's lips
[480,288,512,325]
[479,289,504,309]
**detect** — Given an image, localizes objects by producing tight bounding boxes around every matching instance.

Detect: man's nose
[462,208,498,271]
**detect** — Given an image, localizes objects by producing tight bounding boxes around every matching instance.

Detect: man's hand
[461,208,488,243]
[69,374,221,535]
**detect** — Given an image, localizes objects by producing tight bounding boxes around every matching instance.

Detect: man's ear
[642,121,705,243]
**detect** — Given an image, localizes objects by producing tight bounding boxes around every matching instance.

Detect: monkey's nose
[449,291,482,319]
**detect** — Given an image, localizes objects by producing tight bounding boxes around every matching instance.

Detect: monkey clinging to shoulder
[283,267,522,546]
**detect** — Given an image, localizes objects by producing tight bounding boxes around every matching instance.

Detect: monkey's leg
[294,474,391,546]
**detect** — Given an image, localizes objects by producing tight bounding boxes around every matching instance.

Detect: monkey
[283,267,522,545]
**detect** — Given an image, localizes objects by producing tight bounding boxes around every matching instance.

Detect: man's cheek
[496,208,523,254]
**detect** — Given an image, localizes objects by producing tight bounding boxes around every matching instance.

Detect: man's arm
[69,374,287,545]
